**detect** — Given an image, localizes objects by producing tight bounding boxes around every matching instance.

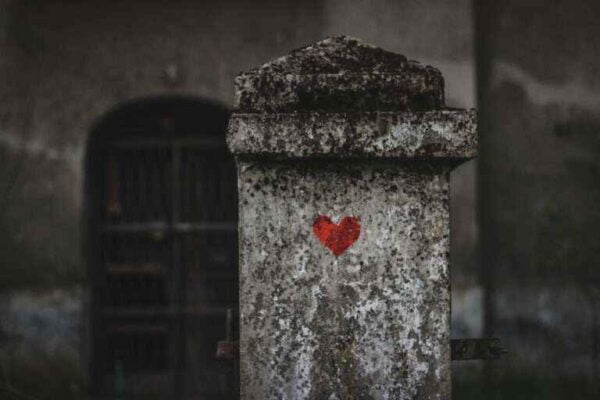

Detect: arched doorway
[85,97,238,399]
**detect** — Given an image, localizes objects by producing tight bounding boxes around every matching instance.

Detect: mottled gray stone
[228,36,477,399]
[237,162,451,399]
[234,36,445,113]
[228,110,476,161]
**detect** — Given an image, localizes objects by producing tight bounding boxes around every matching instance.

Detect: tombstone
[227,36,477,399]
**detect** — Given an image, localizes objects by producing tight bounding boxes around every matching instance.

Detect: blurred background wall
[0,1,476,398]
[475,0,600,398]
[0,0,597,399]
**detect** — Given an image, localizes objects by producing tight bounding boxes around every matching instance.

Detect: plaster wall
[476,0,600,396]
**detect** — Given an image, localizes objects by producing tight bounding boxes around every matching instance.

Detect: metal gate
[86,98,238,399]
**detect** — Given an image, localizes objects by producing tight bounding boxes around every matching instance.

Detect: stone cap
[228,109,477,161]
[234,36,445,113]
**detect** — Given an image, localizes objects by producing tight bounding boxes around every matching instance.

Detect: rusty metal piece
[216,308,239,360]
[451,338,506,361]
[216,340,240,360]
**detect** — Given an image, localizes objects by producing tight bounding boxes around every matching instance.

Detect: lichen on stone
[234,36,445,113]
[229,36,477,400]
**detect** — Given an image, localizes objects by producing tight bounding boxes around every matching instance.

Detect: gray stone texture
[237,161,452,399]
[234,36,444,113]
[228,36,477,399]
[228,110,476,160]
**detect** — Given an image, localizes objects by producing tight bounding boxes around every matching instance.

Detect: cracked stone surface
[227,36,477,399]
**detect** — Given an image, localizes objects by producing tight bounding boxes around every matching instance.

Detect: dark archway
[85,97,238,399]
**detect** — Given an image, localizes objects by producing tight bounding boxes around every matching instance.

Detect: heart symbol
[312,215,361,256]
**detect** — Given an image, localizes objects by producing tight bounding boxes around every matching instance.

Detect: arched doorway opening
[85,97,238,399]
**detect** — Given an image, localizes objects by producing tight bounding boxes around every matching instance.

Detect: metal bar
[170,127,186,400]
[225,308,233,341]
[107,324,169,334]
[101,306,235,318]
[450,338,506,361]
[114,360,124,400]
[101,221,238,233]
[216,309,238,360]
[108,137,225,149]
[106,263,164,276]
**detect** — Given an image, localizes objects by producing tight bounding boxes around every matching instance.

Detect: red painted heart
[312,215,361,256]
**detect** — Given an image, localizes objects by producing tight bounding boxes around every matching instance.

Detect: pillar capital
[234,36,445,113]
[229,36,477,164]
[228,110,476,162]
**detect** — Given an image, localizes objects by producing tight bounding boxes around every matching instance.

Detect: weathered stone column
[227,36,477,400]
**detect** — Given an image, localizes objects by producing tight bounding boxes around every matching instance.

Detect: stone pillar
[227,36,477,400]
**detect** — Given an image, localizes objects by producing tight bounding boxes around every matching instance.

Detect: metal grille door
[87,99,238,399]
